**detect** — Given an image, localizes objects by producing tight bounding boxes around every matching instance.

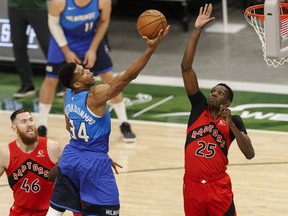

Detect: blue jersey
[48,0,100,63]
[64,89,111,153]
[57,89,119,208]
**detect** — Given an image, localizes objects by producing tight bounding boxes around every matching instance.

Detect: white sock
[46,207,64,216]
[38,103,52,127]
[112,101,128,125]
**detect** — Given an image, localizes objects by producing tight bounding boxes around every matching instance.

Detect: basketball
[136,9,168,39]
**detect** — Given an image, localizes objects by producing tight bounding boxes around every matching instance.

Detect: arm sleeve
[187,91,208,126]
[48,14,68,47]
[230,115,247,140]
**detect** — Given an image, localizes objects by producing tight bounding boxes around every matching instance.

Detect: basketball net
[244,3,288,68]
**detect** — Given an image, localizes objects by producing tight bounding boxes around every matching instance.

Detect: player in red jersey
[0,108,62,216]
[0,108,82,216]
[180,4,255,216]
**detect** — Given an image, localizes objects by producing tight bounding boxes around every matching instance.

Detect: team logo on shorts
[46,65,53,73]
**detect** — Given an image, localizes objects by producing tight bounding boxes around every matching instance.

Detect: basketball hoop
[244,3,288,67]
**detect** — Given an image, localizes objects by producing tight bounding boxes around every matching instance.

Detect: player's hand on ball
[137,9,168,39]
[143,25,170,48]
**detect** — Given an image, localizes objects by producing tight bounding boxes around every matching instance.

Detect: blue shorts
[51,144,119,214]
[46,39,113,78]
[50,167,120,216]
[50,168,82,213]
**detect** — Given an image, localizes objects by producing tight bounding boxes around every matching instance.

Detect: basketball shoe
[120,122,136,143]
[13,84,36,98]
[37,125,47,137]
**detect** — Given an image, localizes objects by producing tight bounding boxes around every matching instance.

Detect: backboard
[265,0,288,58]
[245,0,288,67]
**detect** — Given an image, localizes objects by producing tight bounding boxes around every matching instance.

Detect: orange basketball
[136,9,168,39]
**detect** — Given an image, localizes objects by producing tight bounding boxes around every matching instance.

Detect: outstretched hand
[142,25,170,48]
[195,4,215,29]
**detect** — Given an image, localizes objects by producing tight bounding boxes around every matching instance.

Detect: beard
[207,100,218,110]
[17,126,38,146]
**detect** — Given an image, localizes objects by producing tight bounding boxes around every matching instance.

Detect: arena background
[0,0,287,132]
[0,1,287,215]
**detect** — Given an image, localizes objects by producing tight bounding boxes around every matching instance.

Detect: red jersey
[185,91,247,179]
[5,137,55,214]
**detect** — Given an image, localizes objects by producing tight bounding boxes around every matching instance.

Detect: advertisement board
[0,0,46,64]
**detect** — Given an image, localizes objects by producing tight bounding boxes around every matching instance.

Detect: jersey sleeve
[187,91,208,126]
[230,115,248,140]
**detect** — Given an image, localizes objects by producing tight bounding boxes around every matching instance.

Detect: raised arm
[181,4,215,96]
[88,26,170,114]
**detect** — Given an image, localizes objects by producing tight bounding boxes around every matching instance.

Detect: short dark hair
[217,83,234,102]
[58,62,77,88]
[10,108,31,123]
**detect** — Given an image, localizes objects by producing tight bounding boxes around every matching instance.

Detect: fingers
[219,105,231,115]
[204,4,209,15]
[112,162,123,175]
[112,164,118,174]
[207,4,213,17]
[75,56,82,64]
[220,104,227,111]
[199,6,203,16]
[199,3,213,16]
[157,25,170,37]
[85,59,95,69]
[164,25,170,35]
[114,162,123,169]
[157,28,164,37]
[82,59,88,68]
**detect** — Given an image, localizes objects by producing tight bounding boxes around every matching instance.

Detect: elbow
[245,151,255,160]
[180,58,187,71]
[130,72,138,80]
[181,64,192,73]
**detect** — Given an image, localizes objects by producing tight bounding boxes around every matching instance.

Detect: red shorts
[9,205,47,216]
[183,172,236,216]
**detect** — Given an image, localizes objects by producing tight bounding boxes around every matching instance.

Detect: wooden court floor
[0,111,287,216]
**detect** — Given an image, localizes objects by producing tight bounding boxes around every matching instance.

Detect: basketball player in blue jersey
[45,23,170,216]
[38,0,136,142]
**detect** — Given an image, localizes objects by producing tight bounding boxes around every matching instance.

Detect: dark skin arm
[48,164,59,182]
[181,4,215,96]
[87,26,170,117]
[219,105,255,159]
